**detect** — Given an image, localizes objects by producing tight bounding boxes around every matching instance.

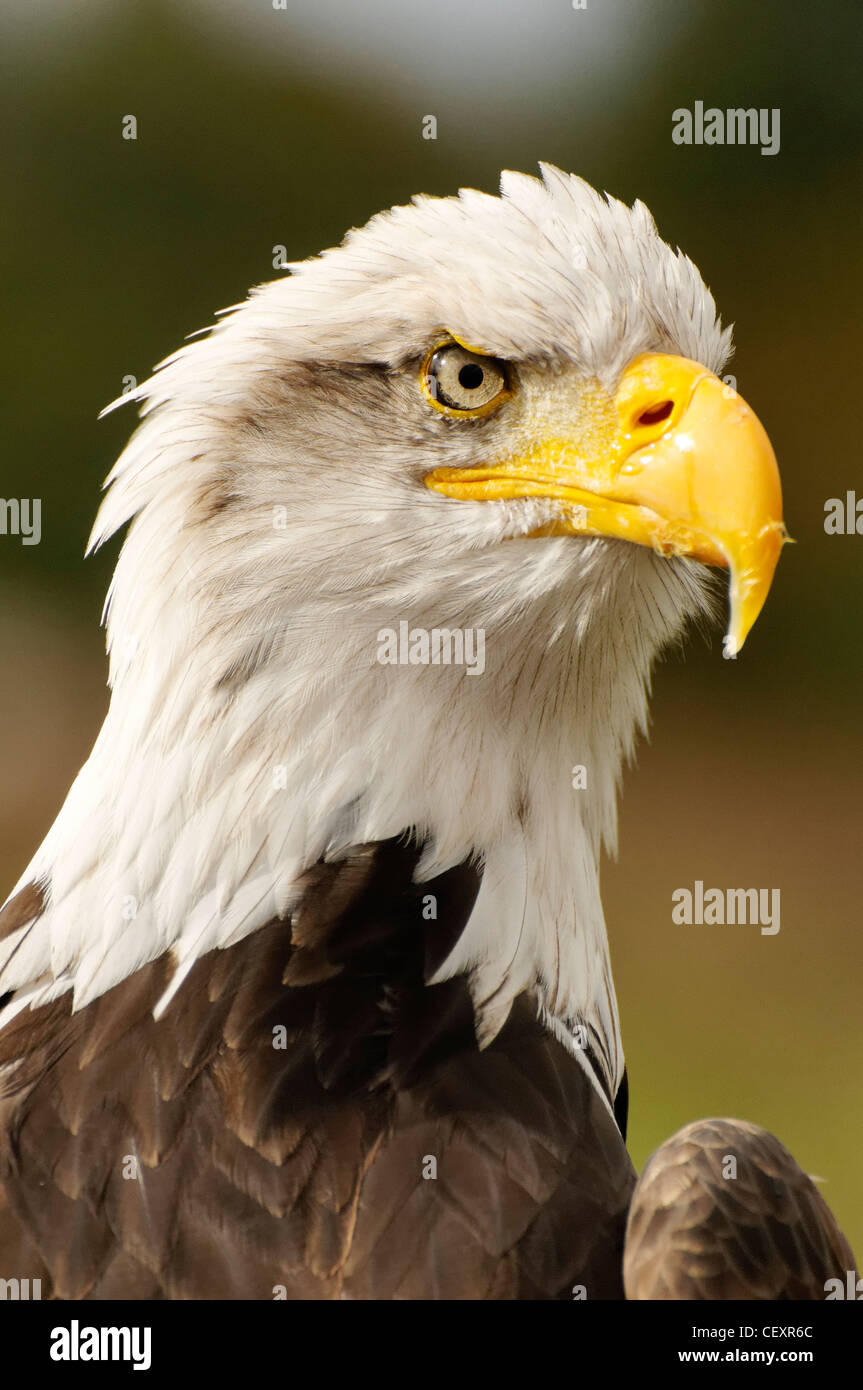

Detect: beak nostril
[636,400,674,428]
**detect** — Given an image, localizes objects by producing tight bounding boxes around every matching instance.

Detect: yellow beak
[425,353,788,656]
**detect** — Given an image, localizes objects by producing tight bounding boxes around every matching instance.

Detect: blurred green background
[1,0,861,1264]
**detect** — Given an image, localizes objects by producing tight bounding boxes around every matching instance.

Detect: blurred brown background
[1,0,861,1261]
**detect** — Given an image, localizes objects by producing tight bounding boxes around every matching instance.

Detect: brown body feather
[0,841,634,1299]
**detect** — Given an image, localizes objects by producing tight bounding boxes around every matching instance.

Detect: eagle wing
[623,1117,856,1299]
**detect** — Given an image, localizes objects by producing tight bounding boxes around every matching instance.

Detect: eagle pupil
[458,363,485,391]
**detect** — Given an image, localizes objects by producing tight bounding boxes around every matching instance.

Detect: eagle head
[2,166,785,1096]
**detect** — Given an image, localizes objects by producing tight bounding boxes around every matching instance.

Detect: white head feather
[1,166,729,1096]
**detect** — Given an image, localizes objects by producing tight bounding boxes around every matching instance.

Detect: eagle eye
[421,341,512,416]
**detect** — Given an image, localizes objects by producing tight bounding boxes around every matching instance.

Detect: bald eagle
[0,166,848,1300]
